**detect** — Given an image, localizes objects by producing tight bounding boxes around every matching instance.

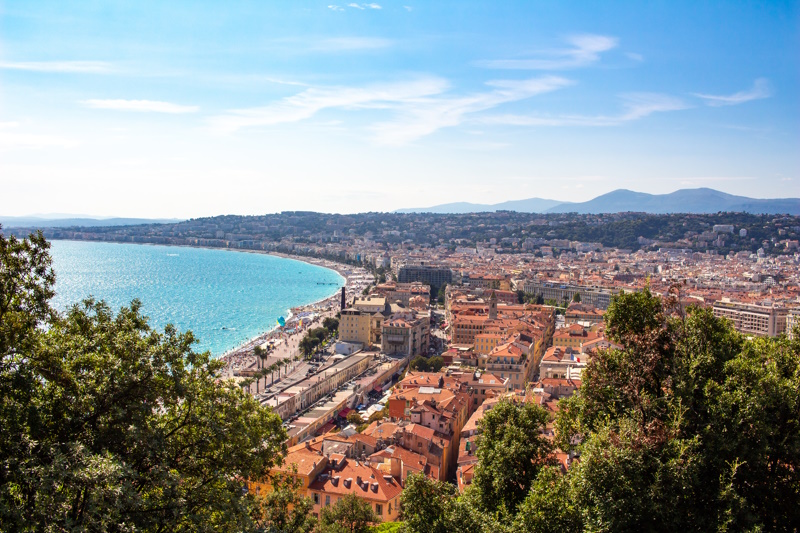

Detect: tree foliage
[400,475,488,533]
[472,400,555,516]
[253,466,316,533]
[408,355,443,372]
[317,493,379,533]
[0,230,287,532]
[404,286,799,533]
[323,317,339,332]
[554,287,800,532]
[511,466,582,533]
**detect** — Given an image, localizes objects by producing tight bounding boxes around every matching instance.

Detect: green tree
[369,522,402,533]
[254,466,317,533]
[400,475,490,533]
[512,466,582,533]
[300,335,318,356]
[572,292,581,303]
[0,230,288,532]
[472,400,555,516]
[317,493,380,533]
[555,287,800,532]
[437,284,447,305]
[323,317,339,332]
[409,356,429,372]
[0,229,56,529]
[347,411,365,426]
[367,406,388,424]
[427,355,444,372]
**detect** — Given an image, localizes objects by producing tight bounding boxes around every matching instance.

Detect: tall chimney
[341,287,346,310]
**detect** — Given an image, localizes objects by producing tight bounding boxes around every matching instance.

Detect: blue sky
[1,1,798,217]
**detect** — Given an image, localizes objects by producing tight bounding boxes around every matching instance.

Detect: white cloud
[327,5,344,11]
[208,75,572,144]
[477,34,618,70]
[484,92,688,127]
[208,77,451,133]
[693,78,772,107]
[0,60,113,73]
[81,99,199,114]
[404,6,413,11]
[348,3,365,9]
[370,76,573,145]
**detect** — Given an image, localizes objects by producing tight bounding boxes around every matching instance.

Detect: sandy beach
[218,253,375,384]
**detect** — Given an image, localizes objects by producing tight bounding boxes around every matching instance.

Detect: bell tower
[488,290,497,320]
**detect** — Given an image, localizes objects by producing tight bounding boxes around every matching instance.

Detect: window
[375,504,383,515]
[313,493,320,505]
[325,495,330,506]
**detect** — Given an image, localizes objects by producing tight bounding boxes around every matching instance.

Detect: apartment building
[788,309,799,340]
[374,281,431,306]
[397,264,453,292]
[340,308,372,346]
[307,459,403,522]
[482,341,534,390]
[381,310,430,357]
[552,324,602,350]
[712,299,788,337]
[540,346,586,380]
[565,302,606,325]
[520,280,618,310]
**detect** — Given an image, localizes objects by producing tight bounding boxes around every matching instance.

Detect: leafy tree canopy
[317,493,379,533]
[253,466,316,533]
[0,230,287,532]
[472,399,555,516]
[554,287,800,532]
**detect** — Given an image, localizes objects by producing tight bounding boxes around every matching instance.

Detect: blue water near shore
[48,240,344,356]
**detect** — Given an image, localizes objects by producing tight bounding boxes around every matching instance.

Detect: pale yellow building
[340,308,372,346]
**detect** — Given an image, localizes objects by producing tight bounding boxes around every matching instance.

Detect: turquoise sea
[49,240,344,356]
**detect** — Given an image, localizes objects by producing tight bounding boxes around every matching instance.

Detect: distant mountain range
[0,216,183,229]
[397,188,800,216]
[396,197,568,214]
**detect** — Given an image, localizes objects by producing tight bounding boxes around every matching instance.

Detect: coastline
[217,251,373,377]
[46,238,370,365]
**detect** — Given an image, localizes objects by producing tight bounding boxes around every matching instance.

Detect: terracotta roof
[277,449,327,476]
[308,462,403,502]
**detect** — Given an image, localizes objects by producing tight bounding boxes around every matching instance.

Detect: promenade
[219,255,375,393]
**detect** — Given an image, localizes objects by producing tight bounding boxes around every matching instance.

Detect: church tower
[488,290,498,320]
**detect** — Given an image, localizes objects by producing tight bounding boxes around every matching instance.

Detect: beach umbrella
[277,316,286,328]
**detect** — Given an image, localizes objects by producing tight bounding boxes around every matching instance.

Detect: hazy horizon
[1,1,798,218]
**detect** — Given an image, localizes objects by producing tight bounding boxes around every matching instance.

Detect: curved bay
[49,240,344,356]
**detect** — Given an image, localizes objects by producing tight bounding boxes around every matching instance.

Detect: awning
[373,383,383,392]
[338,408,352,418]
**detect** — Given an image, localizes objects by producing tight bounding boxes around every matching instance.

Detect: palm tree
[254,345,268,371]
